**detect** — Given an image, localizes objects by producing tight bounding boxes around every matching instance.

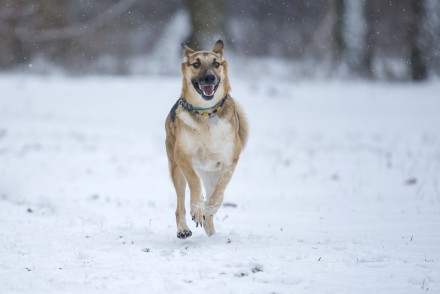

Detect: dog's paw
[177,229,192,239]
[191,212,205,228]
[203,215,216,237]
[191,202,205,228]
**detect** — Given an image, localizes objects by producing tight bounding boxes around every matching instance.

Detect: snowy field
[1,74,439,293]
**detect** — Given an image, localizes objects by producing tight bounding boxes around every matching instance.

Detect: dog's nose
[201,73,216,84]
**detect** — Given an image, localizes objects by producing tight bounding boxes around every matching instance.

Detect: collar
[179,95,228,117]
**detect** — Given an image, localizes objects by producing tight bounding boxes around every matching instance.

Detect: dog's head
[181,40,230,105]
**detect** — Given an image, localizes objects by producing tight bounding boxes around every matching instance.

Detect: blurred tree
[0,1,31,67]
[362,0,376,79]
[424,0,440,76]
[408,0,427,81]
[184,0,227,50]
[332,0,346,62]
[33,0,72,63]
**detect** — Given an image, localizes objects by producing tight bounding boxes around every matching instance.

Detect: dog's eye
[213,62,220,68]
[192,62,200,69]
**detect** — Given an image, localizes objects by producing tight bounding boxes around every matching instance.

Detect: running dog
[165,40,248,239]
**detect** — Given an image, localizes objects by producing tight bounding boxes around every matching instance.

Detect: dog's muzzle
[192,73,220,101]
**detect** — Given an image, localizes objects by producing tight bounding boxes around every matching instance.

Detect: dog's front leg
[204,162,238,236]
[175,152,205,228]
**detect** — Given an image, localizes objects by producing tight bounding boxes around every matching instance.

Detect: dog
[165,40,248,239]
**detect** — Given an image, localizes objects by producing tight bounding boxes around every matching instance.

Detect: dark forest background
[1,0,439,80]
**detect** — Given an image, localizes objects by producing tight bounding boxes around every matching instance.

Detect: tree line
[0,0,438,80]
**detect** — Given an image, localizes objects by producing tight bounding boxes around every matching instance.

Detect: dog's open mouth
[192,80,220,100]
[200,84,215,96]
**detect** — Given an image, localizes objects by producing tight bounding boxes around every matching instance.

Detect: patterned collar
[179,95,228,117]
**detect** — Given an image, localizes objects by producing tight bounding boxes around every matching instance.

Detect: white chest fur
[179,112,235,171]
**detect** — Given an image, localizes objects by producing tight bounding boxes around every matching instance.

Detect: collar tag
[210,115,219,125]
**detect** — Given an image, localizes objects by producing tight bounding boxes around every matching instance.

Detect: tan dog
[165,40,248,239]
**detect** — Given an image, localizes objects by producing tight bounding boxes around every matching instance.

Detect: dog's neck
[179,95,228,117]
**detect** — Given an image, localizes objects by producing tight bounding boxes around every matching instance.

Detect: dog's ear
[181,43,195,62]
[213,39,224,56]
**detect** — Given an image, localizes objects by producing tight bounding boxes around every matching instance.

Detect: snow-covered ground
[1,74,439,293]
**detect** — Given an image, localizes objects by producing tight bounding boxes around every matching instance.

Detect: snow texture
[0,75,439,293]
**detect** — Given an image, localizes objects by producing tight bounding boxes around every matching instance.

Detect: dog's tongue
[201,85,214,96]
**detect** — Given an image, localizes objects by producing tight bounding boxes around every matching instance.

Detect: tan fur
[165,40,248,238]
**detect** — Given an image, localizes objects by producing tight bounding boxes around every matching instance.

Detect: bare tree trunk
[0,3,29,67]
[184,0,227,50]
[332,0,346,62]
[362,0,375,79]
[408,0,427,81]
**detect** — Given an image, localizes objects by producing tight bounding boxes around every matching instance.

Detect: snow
[1,74,439,293]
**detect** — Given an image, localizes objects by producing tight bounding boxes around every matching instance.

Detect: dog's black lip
[192,79,220,101]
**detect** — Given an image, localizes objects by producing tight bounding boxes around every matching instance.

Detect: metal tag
[210,115,218,126]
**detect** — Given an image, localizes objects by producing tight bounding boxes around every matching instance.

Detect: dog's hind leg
[170,161,192,239]
[200,170,221,203]
[204,162,238,236]
[199,170,221,236]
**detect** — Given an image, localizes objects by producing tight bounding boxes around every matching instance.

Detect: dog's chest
[181,117,234,171]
